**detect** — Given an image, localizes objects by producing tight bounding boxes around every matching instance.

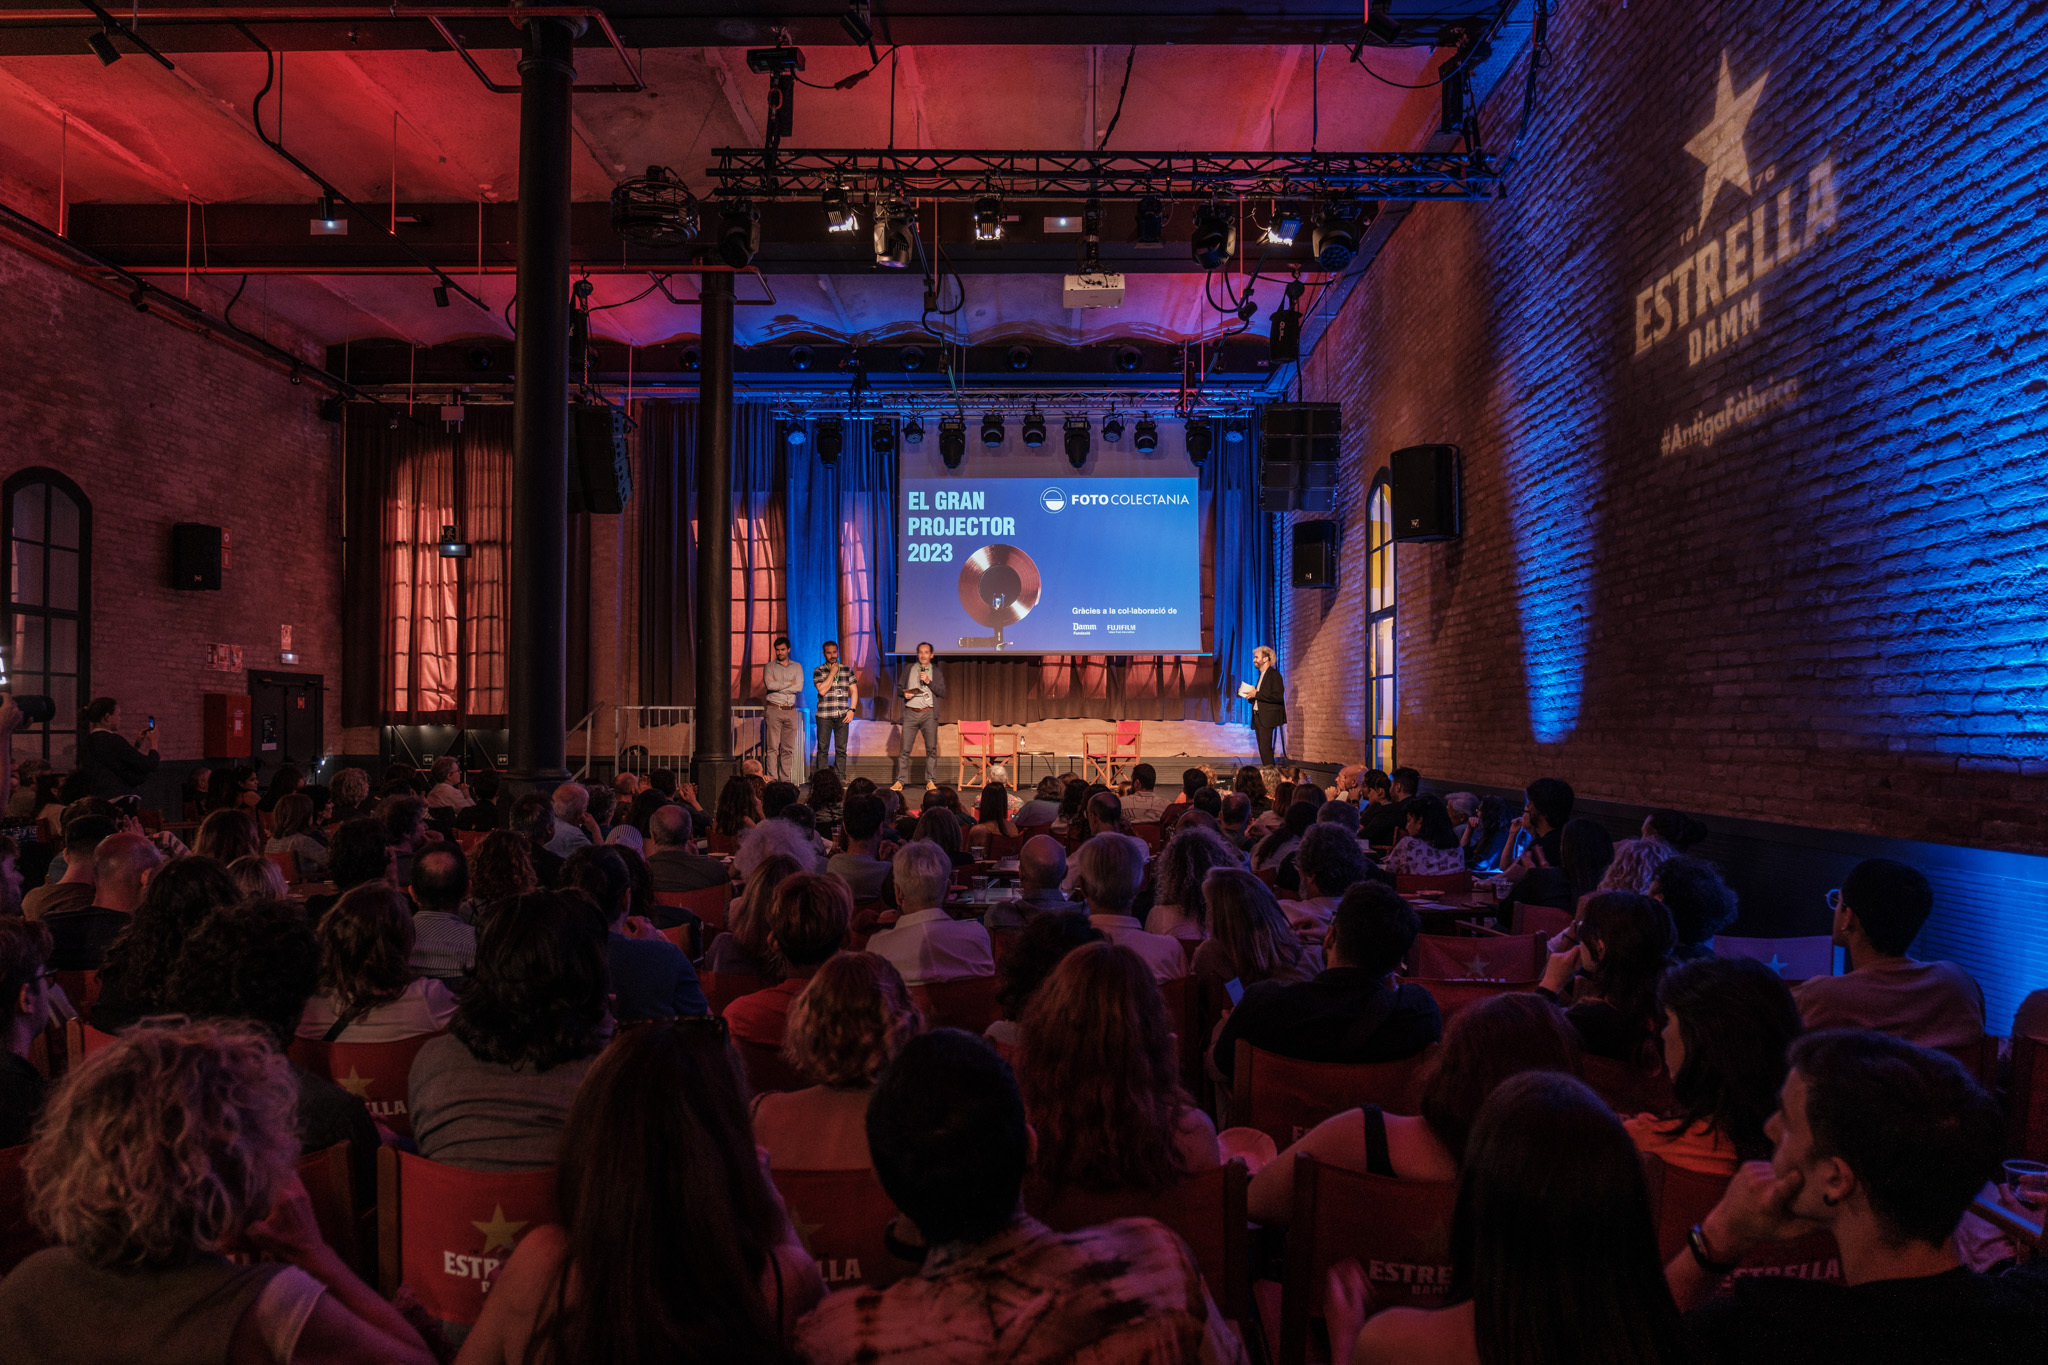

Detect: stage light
[1135,195,1164,246]
[610,165,700,247]
[717,203,759,268]
[784,421,808,447]
[789,345,814,371]
[1313,203,1360,271]
[974,195,1004,245]
[678,346,701,372]
[128,288,148,313]
[1225,419,1245,444]
[1271,277,1305,363]
[871,416,898,456]
[1186,420,1213,464]
[1191,202,1236,270]
[981,412,1006,448]
[1007,346,1032,371]
[874,200,914,268]
[311,193,346,235]
[1102,413,1125,443]
[436,524,471,558]
[900,345,926,372]
[841,0,874,49]
[433,283,450,308]
[1063,416,1090,469]
[823,185,859,233]
[939,415,967,468]
[904,415,925,444]
[1134,416,1159,452]
[88,27,120,64]
[1115,345,1143,372]
[815,415,844,464]
[1021,412,1047,448]
[1265,204,1304,246]
[288,365,303,386]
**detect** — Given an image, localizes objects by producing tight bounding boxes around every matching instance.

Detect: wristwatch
[1687,1223,1740,1276]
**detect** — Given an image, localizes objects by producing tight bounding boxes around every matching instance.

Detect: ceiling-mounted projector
[1062,272,1125,309]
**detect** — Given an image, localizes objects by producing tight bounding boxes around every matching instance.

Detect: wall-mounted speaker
[171,523,222,590]
[570,405,632,514]
[1292,519,1338,587]
[1261,402,1340,511]
[1390,444,1460,542]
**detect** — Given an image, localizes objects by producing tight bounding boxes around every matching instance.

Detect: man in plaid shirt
[812,639,857,775]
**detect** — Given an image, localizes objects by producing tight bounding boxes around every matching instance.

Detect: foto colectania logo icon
[1039,487,1067,513]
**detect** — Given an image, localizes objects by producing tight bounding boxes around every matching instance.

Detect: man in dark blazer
[1247,644,1286,768]
[892,641,948,791]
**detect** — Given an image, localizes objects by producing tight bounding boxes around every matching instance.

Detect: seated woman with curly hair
[753,952,922,1171]
[409,890,612,1171]
[0,1020,432,1363]
[297,883,458,1045]
[468,829,540,917]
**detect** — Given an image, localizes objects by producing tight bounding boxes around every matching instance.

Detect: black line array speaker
[1390,444,1461,542]
[1292,520,1338,587]
[570,405,632,514]
[170,522,222,591]
[1260,402,1340,512]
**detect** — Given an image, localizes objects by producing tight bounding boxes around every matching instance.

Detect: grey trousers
[764,705,803,781]
[894,708,939,784]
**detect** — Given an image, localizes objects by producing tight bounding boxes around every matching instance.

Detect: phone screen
[1224,977,1245,1007]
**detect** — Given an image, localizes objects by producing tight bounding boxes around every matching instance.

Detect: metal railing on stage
[609,704,766,781]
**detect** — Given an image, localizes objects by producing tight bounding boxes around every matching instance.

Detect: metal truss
[765,389,1258,420]
[708,149,1497,203]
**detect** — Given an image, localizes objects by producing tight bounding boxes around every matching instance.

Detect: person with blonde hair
[754,952,923,1171]
[330,765,375,821]
[227,854,289,903]
[0,1021,433,1362]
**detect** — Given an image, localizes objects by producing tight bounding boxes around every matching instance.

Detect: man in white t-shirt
[1072,833,1185,983]
[866,840,992,986]
[1120,764,1173,824]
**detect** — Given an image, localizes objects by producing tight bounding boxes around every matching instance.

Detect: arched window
[4,470,91,768]
[1366,470,1395,772]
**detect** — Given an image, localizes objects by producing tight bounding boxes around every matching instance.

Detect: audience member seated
[165,898,382,1194]
[1050,779,1090,837]
[443,1019,825,1363]
[754,952,922,1171]
[1219,792,1256,851]
[910,806,977,870]
[736,810,827,880]
[1671,1030,2047,1363]
[1599,832,1678,896]
[1071,834,1186,984]
[1355,770,1404,846]
[630,805,714,899]
[1383,792,1467,878]
[1315,798,1362,840]
[470,827,540,912]
[297,884,458,1044]
[7,756,49,821]
[1251,993,1583,1225]
[543,782,594,859]
[1283,822,1375,932]
[823,793,892,904]
[1332,1071,1693,1365]
[256,766,305,815]
[709,853,802,977]
[866,842,993,986]
[45,830,158,972]
[1233,765,1271,816]
[408,842,476,982]
[263,791,329,882]
[1464,793,1517,872]
[1792,859,1984,1050]
[1628,955,1802,1176]
[1191,869,1321,1030]
[795,1029,1246,1364]
[1018,941,1220,1201]
[0,917,52,1146]
[560,844,708,1023]
[230,854,289,903]
[723,873,851,1046]
[90,855,237,1031]
[1015,776,1064,827]
[193,807,263,867]
[1651,854,1739,960]
[965,782,1019,853]
[1212,881,1438,1084]
[23,813,111,921]
[409,891,610,1171]
[453,766,501,832]
[1120,764,1173,824]
[379,794,435,885]
[1389,767,1421,803]
[985,835,1078,933]
[1511,816,1614,915]
[1537,890,1676,1065]
[1499,776,1575,884]
[0,834,21,919]
[1160,767,1210,832]
[0,1020,433,1363]
[1252,800,1317,873]
[328,766,374,822]
[713,774,762,840]
[986,913,1104,1054]
[1144,824,1238,945]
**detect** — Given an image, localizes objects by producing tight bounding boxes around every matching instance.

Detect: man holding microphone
[813,639,857,775]
[892,642,946,792]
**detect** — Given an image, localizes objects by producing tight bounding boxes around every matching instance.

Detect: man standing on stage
[892,641,946,792]
[813,639,857,776]
[1240,644,1286,770]
[762,636,804,782]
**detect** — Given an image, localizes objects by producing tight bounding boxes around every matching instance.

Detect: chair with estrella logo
[290,1032,443,1139]
[377,1148,558,1329]
[769,1166,921,1291]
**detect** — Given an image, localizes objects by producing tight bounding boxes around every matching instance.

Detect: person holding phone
[891,642,946,792]
[78,696,159,802]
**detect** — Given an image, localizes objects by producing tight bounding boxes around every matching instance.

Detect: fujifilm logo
[1039,487,1067,512]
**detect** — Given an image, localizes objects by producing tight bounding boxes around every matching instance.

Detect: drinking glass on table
[2002,1160,2048,1218]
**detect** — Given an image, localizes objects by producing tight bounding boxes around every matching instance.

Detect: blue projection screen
[892,477,1203,654]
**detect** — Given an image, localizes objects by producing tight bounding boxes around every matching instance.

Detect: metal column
[691,271,738,798]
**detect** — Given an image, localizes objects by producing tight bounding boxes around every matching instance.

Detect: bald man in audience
[45,832,160,972]
[985,835,1078,933]
[1086,790,1130,837]
[642,803,730,893]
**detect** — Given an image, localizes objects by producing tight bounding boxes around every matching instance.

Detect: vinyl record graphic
[957,544,1043,627]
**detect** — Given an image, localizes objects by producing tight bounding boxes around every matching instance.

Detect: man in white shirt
[1072,833,1186,983]
[545,782,594,858]
[1119,764,1173,824]
[762,636,805,783]
[865,839,992,985]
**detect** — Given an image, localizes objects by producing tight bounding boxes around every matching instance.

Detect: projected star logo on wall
[1684,51,1767,229]
[1039,487,1066,512]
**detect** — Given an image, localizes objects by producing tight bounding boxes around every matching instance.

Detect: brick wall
[0,241,342,777]
[1284,1,2048,857]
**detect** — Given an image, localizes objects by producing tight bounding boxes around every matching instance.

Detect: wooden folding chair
[1512,903,1574,938]
[1081,720,1142,787]
[297,1139,365,1277]
[654,883,732,932]
[1710,934,1834,982]
[1030,1159,1252,1329]
[1409,978,1534,1026]
[1393,871,1472,895]
[955,721,1021,788]
[1273,1154,1457,1365]
[703,971,770,1017]
[2010,1034,2048,1162]
[1583,1054,1675,1118]
[1936,1034,2001,1090]
[909,976,1001,1034]
[1230,1041,1433,1147]
[61,1017,116,1073]
[53,969,100,1012]
[0,1142,45,1276]
[707,830,740,855]
[1130,822,1165,854]
[290,1033,443,1139]
[1409,932,1543,983]
[377,1148,558,1328]
[771,1167,922,1290]
[454,829,487,853]
[738,1039,809,1096]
